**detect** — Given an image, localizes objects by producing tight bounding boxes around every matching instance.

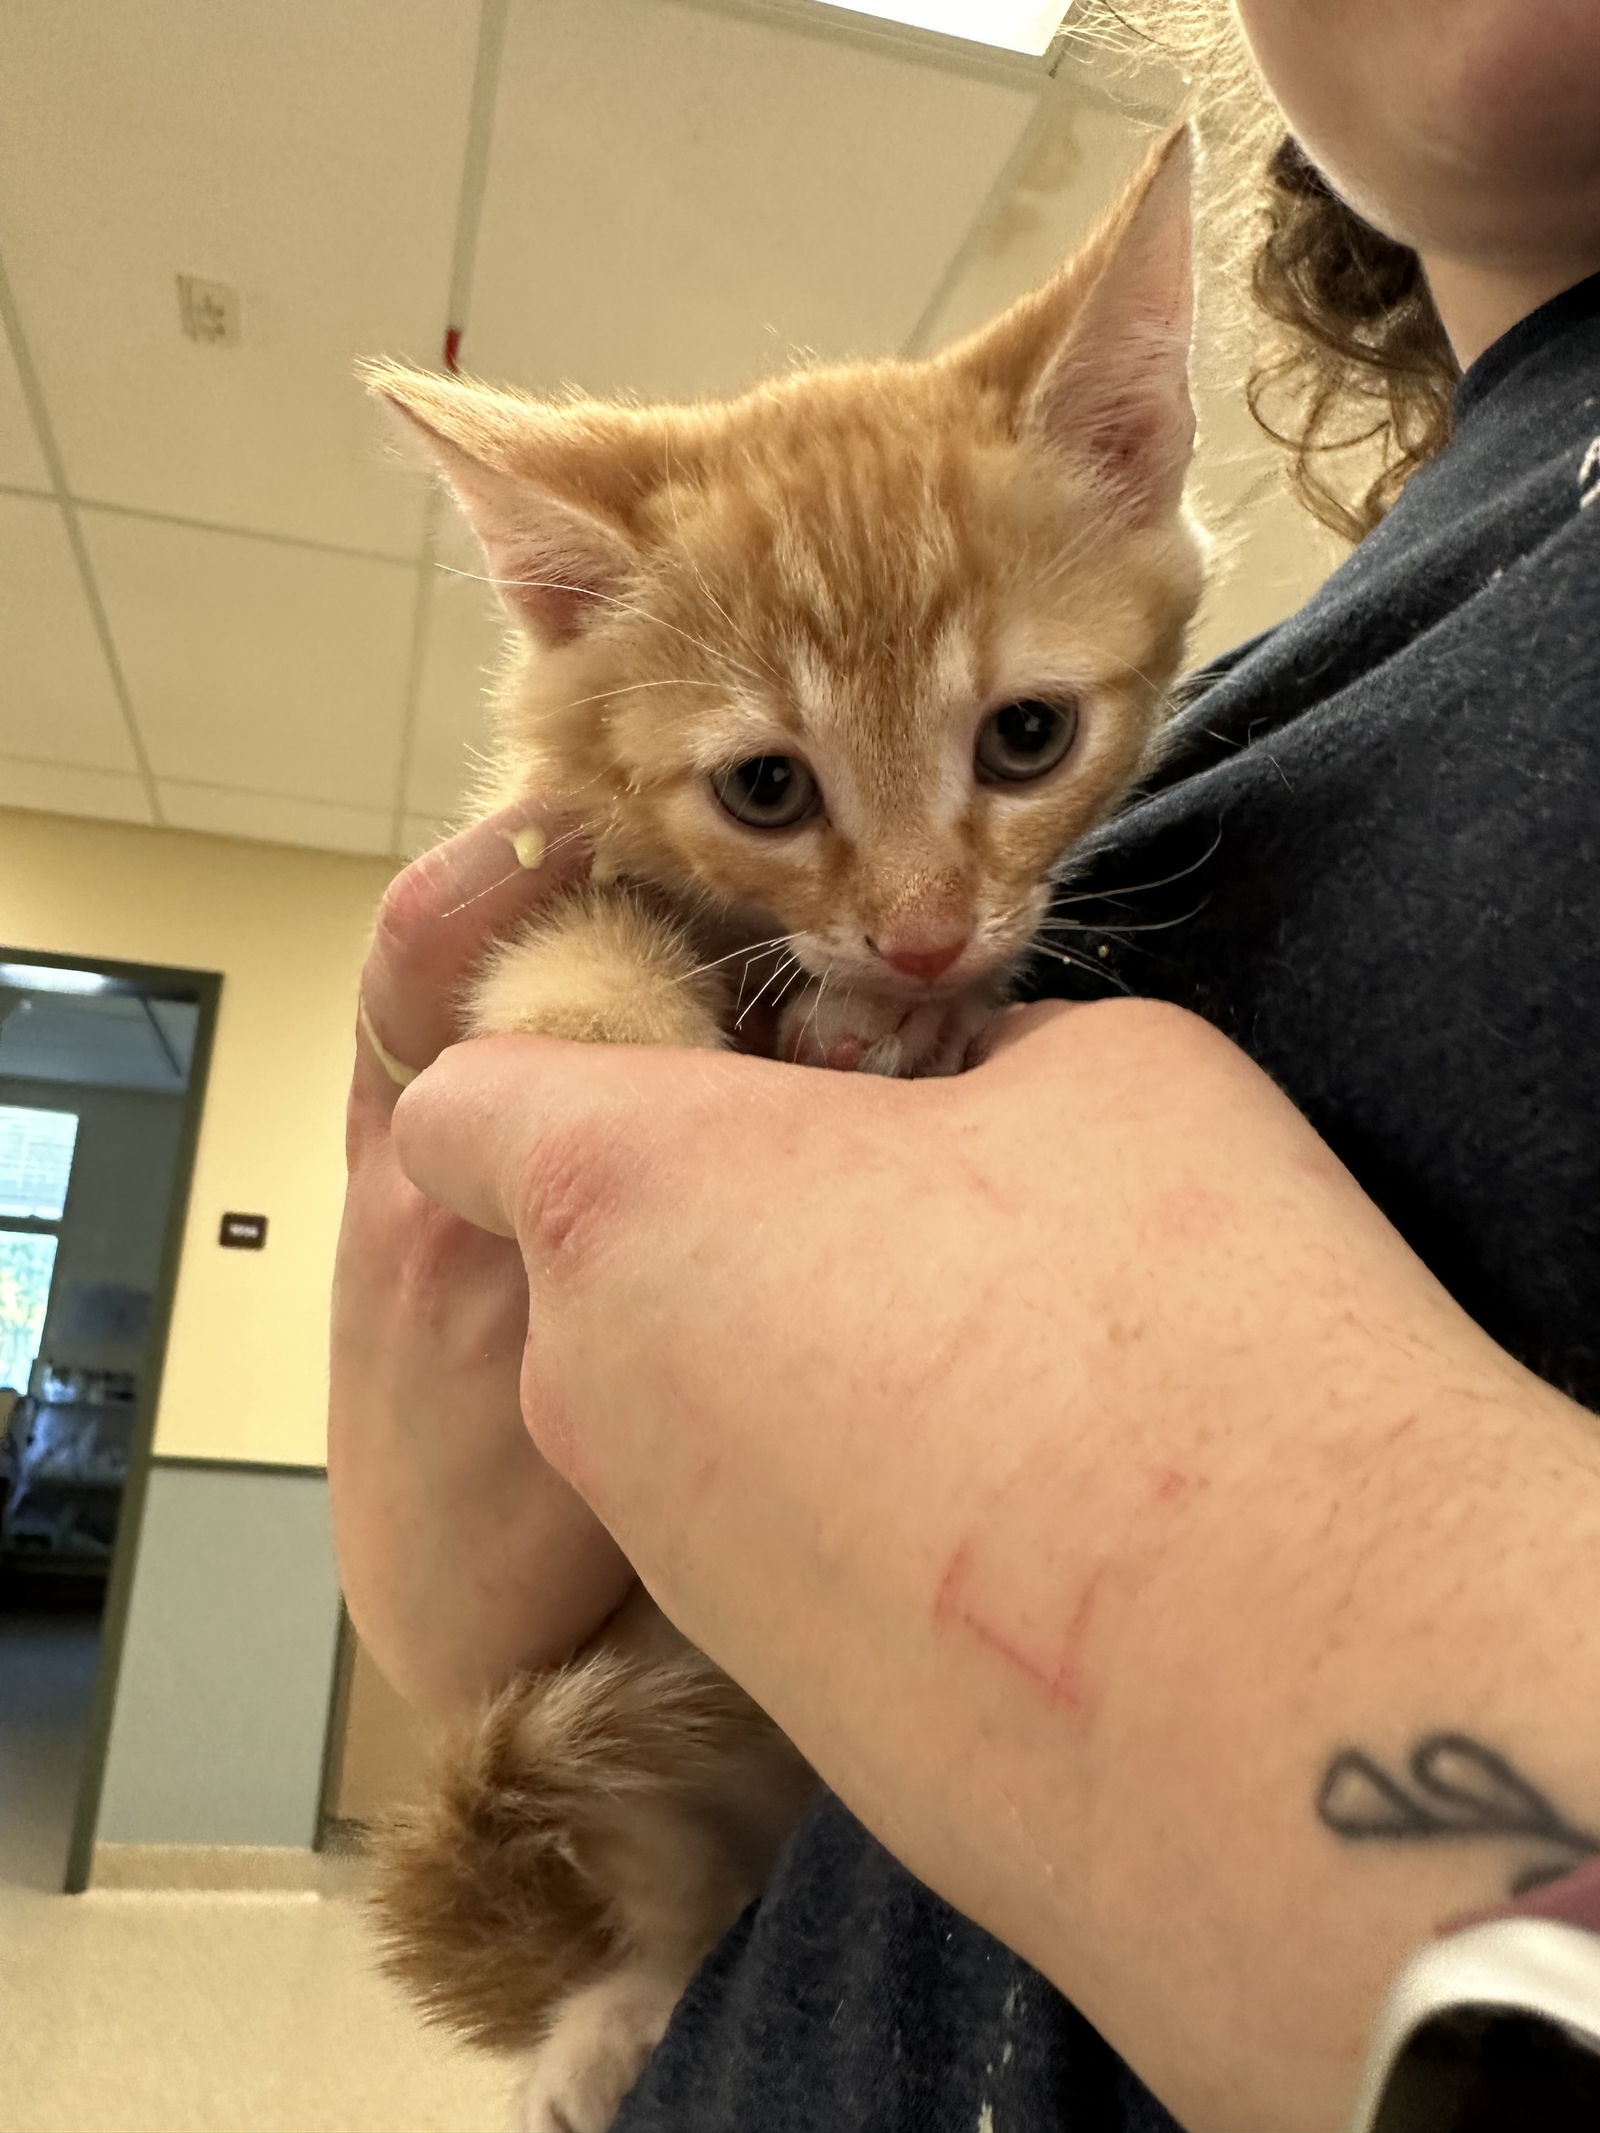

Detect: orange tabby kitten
[365,129,1202,2133]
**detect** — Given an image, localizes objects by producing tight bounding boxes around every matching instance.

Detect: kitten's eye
[712,755,820,830]
[976,698,1079,785]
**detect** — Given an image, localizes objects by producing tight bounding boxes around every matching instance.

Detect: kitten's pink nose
[873,933,969,984]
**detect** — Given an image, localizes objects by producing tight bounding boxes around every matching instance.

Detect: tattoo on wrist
[1317,1733,1600,1897]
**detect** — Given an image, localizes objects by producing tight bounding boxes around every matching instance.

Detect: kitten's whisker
[431,825,594,918]
[1048,828,1223,908]
[435,866,523,919]
[734,963,786,1032]
[435,563,537,591]
[435,564,772,691]
[1038,896,1211,938]
[802,969,830,1057]
[733,952,800,1033]
[1029,942,1133,995]
[775,957,806,1014]
[1088,649,1167,695]
[560,678,729,715]
[681,935,791,984]
[435,558,780,699]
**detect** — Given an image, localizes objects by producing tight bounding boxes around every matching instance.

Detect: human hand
[390,996,1597,2130]
[328,804,634,1717]
[389,996,1441,1733]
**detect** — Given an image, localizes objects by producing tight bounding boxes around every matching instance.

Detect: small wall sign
[219,1212,268,1250]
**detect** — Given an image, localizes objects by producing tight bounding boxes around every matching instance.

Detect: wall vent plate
[176,275,240,346]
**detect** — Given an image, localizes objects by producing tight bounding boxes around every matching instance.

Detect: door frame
[0,943,223,1893]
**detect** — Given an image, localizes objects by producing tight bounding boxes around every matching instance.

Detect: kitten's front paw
[478,988,725,1051]
[509,1969,678,2133]
[778,983,995,1079]
[471,920,726,1052]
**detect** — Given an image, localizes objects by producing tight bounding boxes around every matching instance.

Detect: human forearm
[593,1178,1600,2128]
[875,1332,1600,2132]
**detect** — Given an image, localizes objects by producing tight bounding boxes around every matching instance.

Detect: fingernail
[359,996,420,1088]
[510,826,546,870]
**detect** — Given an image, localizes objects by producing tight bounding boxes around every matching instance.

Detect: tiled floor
[0,1611,509,2133]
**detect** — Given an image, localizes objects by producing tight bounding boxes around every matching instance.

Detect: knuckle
[394,1192,505,1332]
[371,848,451,968]
[515,1108,629,1282]
[403,1192,473,1289]
[1079,993,1212,1057]
[1066,999,1265,1125]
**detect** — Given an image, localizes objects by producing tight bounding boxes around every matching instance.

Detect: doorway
[0,948,218,1892]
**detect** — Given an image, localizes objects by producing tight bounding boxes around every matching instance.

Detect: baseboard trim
[90,1842,330,1892]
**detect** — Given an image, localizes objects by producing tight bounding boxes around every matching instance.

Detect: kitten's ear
[952,126,1196,523]
[362,362,639,642]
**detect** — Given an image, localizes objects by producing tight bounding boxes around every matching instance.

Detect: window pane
[0,1230,58,1392]
[0,1103,79,1219]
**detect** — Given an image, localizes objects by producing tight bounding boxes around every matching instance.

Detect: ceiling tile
[406,544,503,820]
[0,492,137,771]
[0,0,480,553]
[81,511,415,809]
[0,322,51,491]
[0,757,153,827]
[159,782,393,856]
[910,94,1337,650]
[909,98,1147,346]
[465,0,1039,401]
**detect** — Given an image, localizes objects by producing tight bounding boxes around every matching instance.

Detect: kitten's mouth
[864,969,974,1004]
[784,931,1022,1003]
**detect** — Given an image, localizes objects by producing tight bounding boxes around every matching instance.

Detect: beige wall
[0,808,393,1465]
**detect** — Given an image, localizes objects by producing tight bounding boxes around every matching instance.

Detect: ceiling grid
[0,249,167,826]
[0,0,1326,864]
[385,0,513,854]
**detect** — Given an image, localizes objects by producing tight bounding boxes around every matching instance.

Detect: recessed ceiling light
[0,963,118,996]
[808,1,1067,56]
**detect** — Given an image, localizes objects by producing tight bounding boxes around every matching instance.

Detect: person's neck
[1425,253,1600,371]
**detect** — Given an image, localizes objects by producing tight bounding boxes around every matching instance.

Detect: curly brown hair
[1248,138,1459,539]
[1071,3,1461,540]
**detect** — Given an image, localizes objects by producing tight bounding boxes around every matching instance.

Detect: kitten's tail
[366,1615,812,2055]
